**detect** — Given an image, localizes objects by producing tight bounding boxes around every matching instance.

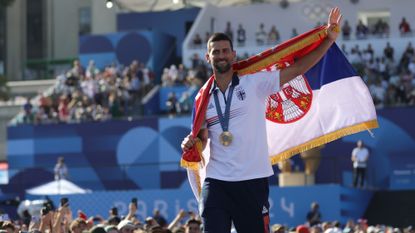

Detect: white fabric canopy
[26,179,91,195]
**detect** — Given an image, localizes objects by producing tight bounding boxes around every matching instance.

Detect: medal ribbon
[213,81,235,134]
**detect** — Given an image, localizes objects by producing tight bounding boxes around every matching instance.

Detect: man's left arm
[280,7,342,86]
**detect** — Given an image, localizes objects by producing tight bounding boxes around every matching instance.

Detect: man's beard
[213,60,232,74]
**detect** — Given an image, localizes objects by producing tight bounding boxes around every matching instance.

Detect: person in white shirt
[181,7,342,233]
[351,140,369,188]
[54,157,68,180]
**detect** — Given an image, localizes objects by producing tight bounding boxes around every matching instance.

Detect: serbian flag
[181,25,378,199]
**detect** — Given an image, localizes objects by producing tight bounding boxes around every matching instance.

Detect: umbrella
[26,179,91,195]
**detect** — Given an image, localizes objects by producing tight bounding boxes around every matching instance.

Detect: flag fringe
[180,159,199,170]
[269,119,379,164]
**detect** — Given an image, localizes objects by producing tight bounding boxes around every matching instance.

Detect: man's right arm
[181,128,209,152]
[198,128,208,150]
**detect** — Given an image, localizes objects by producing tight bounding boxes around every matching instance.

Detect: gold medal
[219,131,233,146]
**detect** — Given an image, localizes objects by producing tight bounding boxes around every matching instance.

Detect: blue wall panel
[117,8,200,57]
[79,31,175,79]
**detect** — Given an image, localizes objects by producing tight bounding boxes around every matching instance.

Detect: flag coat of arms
[181,26,378,200]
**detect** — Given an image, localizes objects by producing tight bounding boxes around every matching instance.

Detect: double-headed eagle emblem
[266,75,313,123]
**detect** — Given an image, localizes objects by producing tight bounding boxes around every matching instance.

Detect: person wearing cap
[297,225,310,233]
[69,218,87,233]
[117,219,137,233]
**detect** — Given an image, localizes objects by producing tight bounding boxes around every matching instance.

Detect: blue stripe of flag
[305,43,359,90]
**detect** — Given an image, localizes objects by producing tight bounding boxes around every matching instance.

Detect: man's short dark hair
[207,32,234,51]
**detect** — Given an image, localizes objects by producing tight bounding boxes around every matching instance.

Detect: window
[26,0,45,59]
[79,7,91,36]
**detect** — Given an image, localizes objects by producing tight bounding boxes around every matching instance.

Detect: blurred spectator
[166,92,178,116]
[184,218,201,233]
[324,221,342,233]
[408,55,415,75]
[399,17,411,35]
[152,209,167,228]
[272,224,285,233]
[192,34,202,48]
[58,95,70,122]
[117,219,137,233]
[54,156,68,180]
[162,68,174,87]
[195,64,209,83]
[369,78,386,106]
[268,25,280,44]
[176,64,187,84]
[224,21,234,42]
[306,202,321,226]
[342,20,351,40]
[384,42,394,62]
[310,226,323,233]
[204,31,211,43]
[190,53,203,70]
[399,42,415,72]
[178,92,192,114]
[362,44,374,63]
[349,45,362,65]
[86,60,100,79]
[0,221,15,233]
[108,92,122,119]
[405,42,414,57]
[236,24,246,46]
[169,65,179,84]
[256,23,267,45]
[108,207,120,224]
[351,140,369,188]
[297,225,310,233]
[66,59,84,87]
[373,19,389,37]
[356,20,369,39]
[291,28,298,38]
[343,219,355,233]
[70,218,88,233]
[22,97,34,124]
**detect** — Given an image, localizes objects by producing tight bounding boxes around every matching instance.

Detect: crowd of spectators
[191,17,412,48]
[0,199,203,233]
[191,21,282,48]
[271,220,414,233]
[0,198,413,233]
[341,41,415,107]
[189,19,415,109]
[15,59,155,125]
[342,17,412,40]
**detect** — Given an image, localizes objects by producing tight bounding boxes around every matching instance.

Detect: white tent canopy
[26,179,91,195]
